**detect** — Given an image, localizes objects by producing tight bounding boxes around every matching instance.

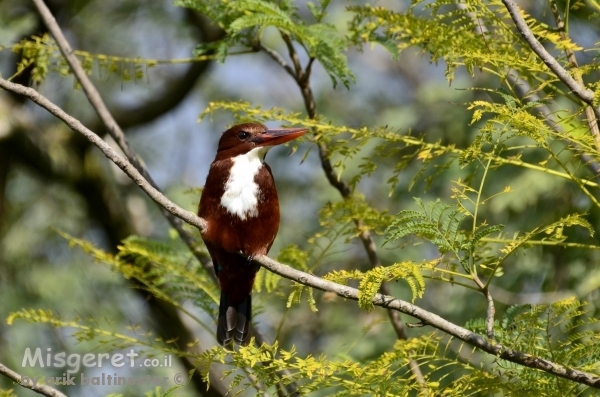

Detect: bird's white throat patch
[220,146,271,220]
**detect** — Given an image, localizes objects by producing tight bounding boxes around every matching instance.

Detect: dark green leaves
[176,0,354,88]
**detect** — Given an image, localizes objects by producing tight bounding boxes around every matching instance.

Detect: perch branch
[24,3,296,393]
[1,77,600,389]
[253,255,600,389]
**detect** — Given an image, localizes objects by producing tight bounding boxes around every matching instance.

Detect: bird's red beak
[251,127,309,147]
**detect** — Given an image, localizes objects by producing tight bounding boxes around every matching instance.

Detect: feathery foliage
[5,0,600,395]
[174,0,354,87]
[5,33,218,84]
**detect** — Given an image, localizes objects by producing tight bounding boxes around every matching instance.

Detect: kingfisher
[199,122,308,345]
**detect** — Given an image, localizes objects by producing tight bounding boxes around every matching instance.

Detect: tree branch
[30,0,218,283]
[547,0,600,152]
[2,77,599,389]
[25,4,298,395]
[501,0,600,123]
[258,44,296,79]
[0,361,68,397]
[0,78,207,233]
[253,255,600,389]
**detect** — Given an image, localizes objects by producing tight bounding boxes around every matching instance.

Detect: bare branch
[32,0,138,167]
[0,78,207,232]
[501,0,600,123]
[0,361,68,397]
[281,33,303,80]
[472,273,496,342]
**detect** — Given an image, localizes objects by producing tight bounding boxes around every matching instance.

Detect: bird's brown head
[214,123,308,161]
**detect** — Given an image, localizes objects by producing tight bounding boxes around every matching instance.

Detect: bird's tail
[217,292,251,346]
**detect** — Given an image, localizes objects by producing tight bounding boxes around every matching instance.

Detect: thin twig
[470,157,496,341]
[258,44,296,79]
[1,77,598,390]
[0,361,68,397]
[281,33,303,79]
[501,0,600,123]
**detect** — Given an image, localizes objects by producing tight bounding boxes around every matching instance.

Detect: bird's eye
[237,131,250,140]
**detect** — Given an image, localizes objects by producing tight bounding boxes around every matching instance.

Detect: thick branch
[0,361,68,397]
[501,0,600,123]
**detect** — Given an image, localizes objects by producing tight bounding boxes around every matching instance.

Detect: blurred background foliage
[1,0,600,395]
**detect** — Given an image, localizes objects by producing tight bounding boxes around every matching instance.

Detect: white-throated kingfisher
[199,123,308,345]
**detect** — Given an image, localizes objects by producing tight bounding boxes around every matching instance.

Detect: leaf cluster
[175,0,354,87]
[347,0,588,86]
[325,260,426,310]
[9,34,149,84]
